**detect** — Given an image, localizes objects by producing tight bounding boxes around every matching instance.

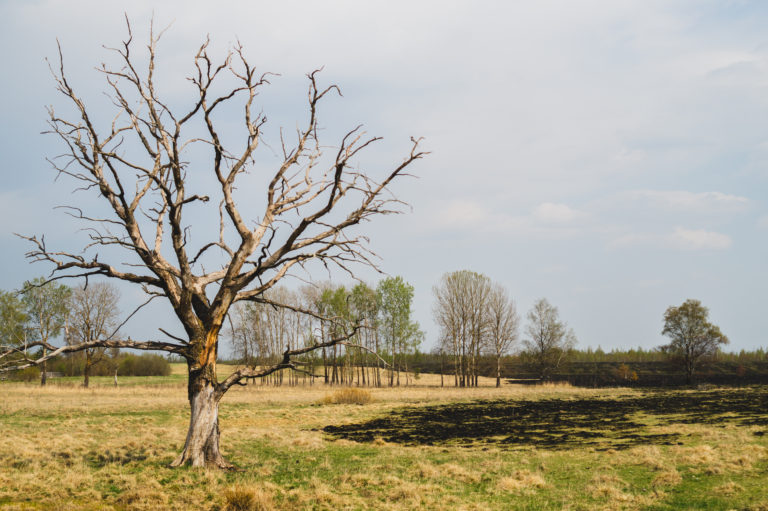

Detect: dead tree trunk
[171,360,231,469]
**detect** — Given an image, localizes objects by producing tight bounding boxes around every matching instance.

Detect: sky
[1,0,767,354]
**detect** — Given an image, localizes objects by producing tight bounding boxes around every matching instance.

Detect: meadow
[0,365,767,510]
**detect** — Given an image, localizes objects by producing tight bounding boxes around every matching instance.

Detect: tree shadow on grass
[323,388,768,450]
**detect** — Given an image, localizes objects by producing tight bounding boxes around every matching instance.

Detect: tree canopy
[661,299,728,384]
[522,298,576,380]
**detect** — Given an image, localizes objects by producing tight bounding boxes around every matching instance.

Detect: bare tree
[2,20,423,468]
[227,302,258,368]
[485,283,518,388]
[522,298,576,380]
[432,270,489,387]
[67,282,121,388]
[350,282,379,387]
[229,287,311,386]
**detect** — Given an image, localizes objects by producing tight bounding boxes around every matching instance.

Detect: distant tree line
[433,270,576,387]
[227,276,424,387]
[0,278,170,384]
[10,351,172,382]
[2,274,761,388]
[567,346,768,364]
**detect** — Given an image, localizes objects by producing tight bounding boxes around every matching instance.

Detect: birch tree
[432,270,490,387]
[376,276,422,386]
[350,282,379,386]
[1,20,424,468]
[485,283,519,387]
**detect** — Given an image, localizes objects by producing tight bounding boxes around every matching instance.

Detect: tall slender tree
[19,278,71,386]
[320,286,351,385]
[486,283,519,388]
[432,270,490,387]
[350,282,379,386]
[377,277,423,386]
[0,291,28,351]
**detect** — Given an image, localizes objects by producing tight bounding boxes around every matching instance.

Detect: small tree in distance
[660,299,728,384]
[67,282,121,388]
[377,276,423,387]
[432,270,491,387]
[0,291,28,353]
[522,298,576,380]
[19,278,71,386]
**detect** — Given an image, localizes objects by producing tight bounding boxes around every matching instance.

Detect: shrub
[118,354,172,377]
[224,485,274,511]
[50,352,171,377]
[10,366,40,382]
[321,388,373,405]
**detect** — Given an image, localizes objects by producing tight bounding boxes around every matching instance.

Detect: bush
[118,354,172,377]
[10,366,40,382]
[321,388,373,405]
[223,485,274,511]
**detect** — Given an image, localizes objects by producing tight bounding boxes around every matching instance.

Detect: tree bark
[322,346,328,384]
[171,363,232,469]
[440,351,444,388]
[40,352,47,387]
[83,350,92,388]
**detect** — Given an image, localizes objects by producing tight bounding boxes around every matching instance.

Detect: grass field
[1,366,767,510]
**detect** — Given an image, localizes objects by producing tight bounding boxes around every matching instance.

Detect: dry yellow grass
[223,484,276,511]
[713,480,745,496]
[628,445,668,471]
[320,387,373,405]
[497,470,547,494]
[652,468,682,488]
[0,380,766,510]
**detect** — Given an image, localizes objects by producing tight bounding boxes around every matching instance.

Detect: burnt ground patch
[323,387,768,450]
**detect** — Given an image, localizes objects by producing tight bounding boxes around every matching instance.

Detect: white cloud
[627,190,749,213]
[609,227,732,251]
[607,233,656,249]
[668,227,732,250]
[532,202,584,223]
[433,199,498,230]
[426,200,587,240]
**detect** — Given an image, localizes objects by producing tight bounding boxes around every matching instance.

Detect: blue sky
[1,1,767,353]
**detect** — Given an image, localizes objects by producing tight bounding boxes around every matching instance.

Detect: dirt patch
[323,388,768,449]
